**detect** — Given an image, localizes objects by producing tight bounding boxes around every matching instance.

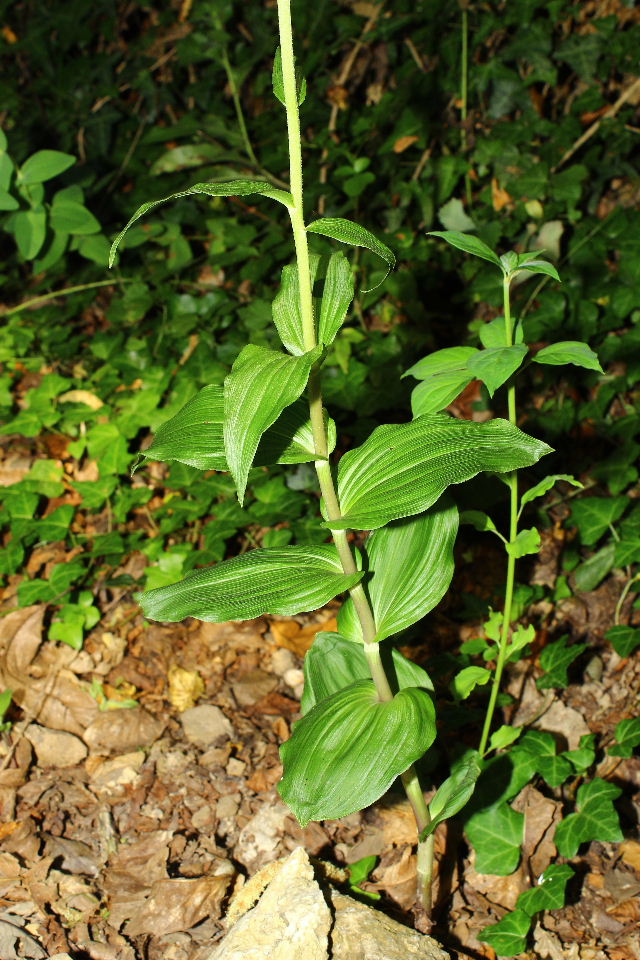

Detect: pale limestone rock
[180,704,233,746]
[208,847,449,960]
[24,723,87,768]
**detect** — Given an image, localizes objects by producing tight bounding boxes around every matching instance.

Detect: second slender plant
[109,3,555,918]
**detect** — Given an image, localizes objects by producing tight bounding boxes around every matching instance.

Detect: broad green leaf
[19,149,75,184]
[520,473,582,510]
[554,779,622,858]
[21,459,65,498]
[428,230,502,269]
[410,371,475,417]
[279,679,436,826]
[364,500,459,642]
[573,542,616,592]
[571,497,627,545]
[536,635,586,689]
[608,717,640,758]
[479,316,524,349]
[301,631,433,714]
[13,209,46,259]
[506,527,540,559]
[516,259,561,282]
[518,731,572,788]
[272,45,307,106]
[505,623,535,662]
[421,752,481,840]
[50,199,100,235]
[452,666,491,700]
[139,545,362,623]
[467,345,528,397]
[332,415,552,531]
[404,346,479,381]
[141,388,334,472]
[272,252,354,355]
[35,504,74,543]
[562,734,596,772]
[465,801,524,875]
[0,190,18,211]
[517,864,574,917]
[605,625,640,658]
[614,540,640,566]
[109,179,293,265]
[479,910,531,957]
[223,344,322,504]
[306,217,395,289]
[489,726,522,753]
[534,340,602,373]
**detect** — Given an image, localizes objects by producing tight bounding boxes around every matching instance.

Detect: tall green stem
[478,274,518,757]
[460,1,472,208]
[276,0,434,911]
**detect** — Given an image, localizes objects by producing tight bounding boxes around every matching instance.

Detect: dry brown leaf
[620,839,640,873]
[372,845,417,911]
[168,663,205,711]
[58,390,104,410]
[124,875,231,936]
[513,784,561,876]
[271,617,337,656]
[378,797,418,846]
[82,707,165,755]
[393,135,419,154]
[492,177,512,211]
[0,606,99,736]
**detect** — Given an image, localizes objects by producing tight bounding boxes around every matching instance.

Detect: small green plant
[0,130,108,269]
[109,3,554,916]
[0,689,13,732]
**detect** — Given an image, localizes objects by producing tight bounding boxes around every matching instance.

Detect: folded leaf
[139,545,363,623]
[273,252,354,355]
[428,230,502,269]
[534,340,602,372]
[404,346,479,381]
[224,344,322,503]
[272,46,306,106]
[520,473,582,510]
[279,679,436,826]
[140,388,335,471]
[332,415,552,530]
[306,217,395,289]
[421,752,482,840]
[109,179,294,265]
[301,631,433,714]
[467,345,528,396]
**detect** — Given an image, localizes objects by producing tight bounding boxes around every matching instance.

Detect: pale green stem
[478,274,518,757]
[277,0,433,911]
[219,45,260,169]
[460,2,472,207]
[1,279,127,318]
[614,572,640,626]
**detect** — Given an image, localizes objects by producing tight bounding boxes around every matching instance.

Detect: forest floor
[1,443,639,960]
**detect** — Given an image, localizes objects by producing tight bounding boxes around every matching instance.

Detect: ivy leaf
[301,631,433,714]
[520,474,582,510]
[139,545,362,623]
[534,341,602,373]
[279,680,436,826]
[608,718,640,758]
[467,345,528,396]
[273,252,354,355]
[224,344,322,504]
[573,543,616,592]
[506,527,541,559]
[536,635,586,689]
[306,217,395,289]
[518,731,573,788]
[479,909,531,957]
[517,863,574,916]
[605,625,640,658]
[614,540,640,567]
[465,801,524,875]
[354,500,459,642]
[571,497,627,545]
[332,415,552,531]
[562,734,596,772]
[428,230,502,269]
[421,752,482,840]
[109,179,294,265]
[554,779,622,858]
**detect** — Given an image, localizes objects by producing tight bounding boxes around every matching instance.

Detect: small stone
[270,648,296,677]
[217,794,240,820]
[180,705,233,747]
[226,757,246,777]
[231,669,278,707]
[24,724,88,768]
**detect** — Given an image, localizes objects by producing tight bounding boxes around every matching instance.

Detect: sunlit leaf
[273,252,354,355]
[306,217,395,289]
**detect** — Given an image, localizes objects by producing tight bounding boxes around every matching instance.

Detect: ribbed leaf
[421,752,482,840]
[140,545,362,623]
[140,388,335,471]
[404,346,479,381]
[306,217,395,289]
[332,415,552,530]
[338,501,458,642]
[109,179,293,265]
[279,679,436,826]
[273,252,354,355]
[429,230,502,269]
[224,344,322,503]
[301,631,433,714]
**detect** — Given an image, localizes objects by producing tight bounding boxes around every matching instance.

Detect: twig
[552,76,640,173]
[0,279,128,318]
